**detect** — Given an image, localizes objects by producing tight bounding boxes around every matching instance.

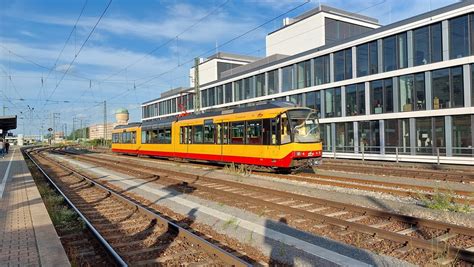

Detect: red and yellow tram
[111,102,322,171]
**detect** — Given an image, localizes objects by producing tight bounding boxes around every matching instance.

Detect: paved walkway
[0,147,69,267]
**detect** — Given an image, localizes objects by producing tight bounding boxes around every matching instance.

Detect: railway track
[26,148,250,267]
[319,161,474,183]
[52,148,474,266]
[70,148,474,205]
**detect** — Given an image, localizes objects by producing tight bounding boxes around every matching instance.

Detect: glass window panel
[449,15,469,59]
[234,80,243,101]
[217,86,223,105]
[397,33,408,69]
[334,50,345,81]
[385,119,398,153]
[289,93,303,106]
[345,48,353,80]
[371,80,383,114]
[282,65,294,92]
[451,67,464,108]
[314,55,330,85]
[305,91,321,117]
[384,78,393,113]
[452,115,473,156]
[356,43,368,77]
[201,89,208,107]
[203,124,215,144]
[335,123,345,152]
[246,120,263,145]
[346,84,357,116]
[325,89,335,118]
[399,75,414,112]
[414,26,430,66]
[243,77,254,99]
[431,23,442,63]
[255,73,265,97]
[224,83,232,103]
[416,117,432,155]
[230,122,245,144]
[383,35,396,71]
[432,68,450,109]
[296,60,311,89]
[357,83,365,115]
[414,73,426,110]
[267,70,278,95]
[193,125,203,144]
[369,41,378,74]
[434,117,445,155]
[208,87,215,106]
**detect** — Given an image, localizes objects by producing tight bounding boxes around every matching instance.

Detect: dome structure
[115,107,129,125]
[115,108,129,114]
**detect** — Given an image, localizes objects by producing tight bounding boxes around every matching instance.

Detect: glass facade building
[142,2,474,165]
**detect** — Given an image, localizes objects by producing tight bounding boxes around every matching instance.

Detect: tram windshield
[287,109,320,143]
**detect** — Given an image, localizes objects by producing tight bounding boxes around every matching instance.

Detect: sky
[0,0,458,136]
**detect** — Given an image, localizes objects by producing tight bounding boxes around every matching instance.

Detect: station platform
[0,147,69,266]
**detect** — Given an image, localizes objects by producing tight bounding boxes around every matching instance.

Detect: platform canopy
[0,116,17,136]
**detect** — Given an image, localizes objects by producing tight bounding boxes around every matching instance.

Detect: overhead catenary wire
[107,0,310,102]
[99,0,231,83]
[42,0,113,108]
[44,0,89,84]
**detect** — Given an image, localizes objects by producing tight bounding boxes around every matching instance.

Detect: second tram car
[112,102,322,171]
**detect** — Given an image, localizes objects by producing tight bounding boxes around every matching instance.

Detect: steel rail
[31,148,250,267]
[24,149,128,267]
[60,151,474,263]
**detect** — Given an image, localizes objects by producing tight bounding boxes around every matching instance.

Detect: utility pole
[194,57,201,114]
[103,100,107,146]
[72,117,76,140]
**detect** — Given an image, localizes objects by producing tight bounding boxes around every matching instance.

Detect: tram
[111,102,322,171]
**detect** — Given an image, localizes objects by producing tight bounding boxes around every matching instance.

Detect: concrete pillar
[425,71,432,110]
[341,86,346,117]
[310,58,315,87]
[331,122,336,154]
[407,30,414,68]
[377,39,383,73]
[320,89,326,119]
[445,115,452,157]
[442,20,449,61]
[463,64,471,107]
[353,121,359,153]
[380,119,385,155]
[352,46,357,78]
[329,53,335,83]
[365,82,371,115]
[393,76,399,113]
[264,72,269,96]
[409,117,416,155]
[278,68,283,93]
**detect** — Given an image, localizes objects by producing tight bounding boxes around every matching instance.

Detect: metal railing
[322,145,473,164]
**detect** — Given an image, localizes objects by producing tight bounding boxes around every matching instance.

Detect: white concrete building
[141,2,474,165]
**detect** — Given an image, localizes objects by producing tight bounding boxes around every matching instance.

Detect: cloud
[19,30,37,38]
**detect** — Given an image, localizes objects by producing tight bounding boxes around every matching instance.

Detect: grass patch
[222,217,240,230]
[419,189,471,213]
[224,162,253,177]
[26,160,85,235]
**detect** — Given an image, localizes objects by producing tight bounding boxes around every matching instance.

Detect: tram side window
[180,126,193,144]
[231,122,245,144]
[280,113,291,144]
[271,118,280,145]
[131,131,136,144]
[163,128,171,144]
[246,120,263,145]
[142,128,171,144]
[112,133,119,143]
[203,124,215,144]
[222,123,229,144]
[216,124,222,144]
[193,125,203,143]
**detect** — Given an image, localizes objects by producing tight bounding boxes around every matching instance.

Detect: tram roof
[141,101,302,129]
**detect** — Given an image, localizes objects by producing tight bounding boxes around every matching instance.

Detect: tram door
[217,123,227,161]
